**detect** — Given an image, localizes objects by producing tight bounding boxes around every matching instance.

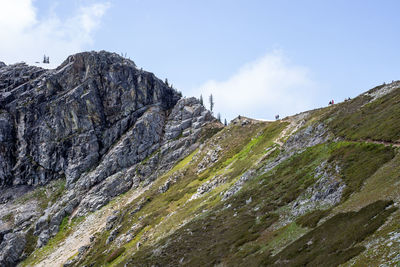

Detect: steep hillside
[1,53,400,266]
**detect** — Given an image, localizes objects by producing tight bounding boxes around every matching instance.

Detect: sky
[1,0,400,121]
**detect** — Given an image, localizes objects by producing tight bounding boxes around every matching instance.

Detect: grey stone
[222,170,255,201]
[14,212,34,227]
[0,51,217,264]
[63,259,75,267]
[283,123,329,154]
[159,180,171,193]
[0,51,180,188]
[106,227,120,244]
[37,229,49,248]
[34,214,49,234]
[0,232,26,266]
[106,214,118,230]
[78,245,89,256]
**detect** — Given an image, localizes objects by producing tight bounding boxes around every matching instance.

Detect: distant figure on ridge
[43,55,50,64]
[275,114,280,120]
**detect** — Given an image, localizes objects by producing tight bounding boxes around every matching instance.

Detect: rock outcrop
[0,51,217,266]
[0,51,182,188]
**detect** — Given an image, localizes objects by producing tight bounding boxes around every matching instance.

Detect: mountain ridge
[0,52,399,266]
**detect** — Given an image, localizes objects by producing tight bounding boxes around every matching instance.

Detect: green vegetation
[77,121,286,266]
[296,209,330,228]
[270,200,397,267]
[199,121,287,182]
[338,152,400,212]
[21,215,85,266]
[262,222,309,257]
[22,228,38,257]
[328,142,395,200]
[327,87,400,142]
[199,124,223,143]
[106,247,126,263]
[119,204,279,266]
[1,213,14,224]
[16,178,66,210]
[27,86,400,266]
[341,210,400,266]
[115,140,396,266]
[116,143,329,265]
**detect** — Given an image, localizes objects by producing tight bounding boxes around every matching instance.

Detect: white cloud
[194,51,320,121]
[0,0,110,68]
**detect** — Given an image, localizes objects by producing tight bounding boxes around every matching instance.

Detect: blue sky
[1,0,400,121]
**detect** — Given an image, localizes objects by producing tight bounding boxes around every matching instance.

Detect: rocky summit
[1,51,400,267]
[0,51,218,266]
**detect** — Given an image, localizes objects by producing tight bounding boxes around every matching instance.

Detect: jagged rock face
[0,52,216,266]
[74,97,213,215]
[0,232,25,267]
[0,51,181,187]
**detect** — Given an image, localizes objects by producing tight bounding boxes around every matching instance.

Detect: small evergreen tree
[199,95,204,106]
[224,118,227,126]
[209,94,214,113]
[217,113,221,122]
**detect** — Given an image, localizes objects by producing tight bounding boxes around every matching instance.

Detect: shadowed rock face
[0,51,181,187]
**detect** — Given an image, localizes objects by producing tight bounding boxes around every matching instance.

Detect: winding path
[361,139,400,148]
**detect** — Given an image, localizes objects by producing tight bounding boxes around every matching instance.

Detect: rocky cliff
[0,51,219,266]
[0,51,183,187]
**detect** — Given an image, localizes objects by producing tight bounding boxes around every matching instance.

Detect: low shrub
[296,209,330,228]
[106,247,126,263]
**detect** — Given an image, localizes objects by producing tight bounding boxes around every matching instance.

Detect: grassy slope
[29,83,400,266]
[75,120,287,266]
[116,142,396,267]
[325,87,400,142]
